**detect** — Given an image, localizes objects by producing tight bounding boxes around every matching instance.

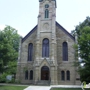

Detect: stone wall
[16,25,81,85]
[56,25,77,85]
[16,29,37,83]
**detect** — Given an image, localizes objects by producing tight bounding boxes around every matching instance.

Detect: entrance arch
[41,66,50,80]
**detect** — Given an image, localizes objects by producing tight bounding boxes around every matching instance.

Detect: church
[16,0,80,85]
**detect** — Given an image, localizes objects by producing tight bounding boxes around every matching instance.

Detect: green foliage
[0,25,20,82]
[72,16,90,83]
[6,78,15,83]
[0,73,7,83]
[78,26,90,83]
[76,17,90,37]
[71,16,90,37]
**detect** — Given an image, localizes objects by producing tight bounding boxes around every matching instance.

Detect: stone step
[36,80,50,85]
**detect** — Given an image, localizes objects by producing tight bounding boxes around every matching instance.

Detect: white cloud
[0,25,6,30]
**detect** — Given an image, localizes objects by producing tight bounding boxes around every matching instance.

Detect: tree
[71,16,90,37]
[78,26,90,83]
[0,26,20,75]
[72,17,90,83]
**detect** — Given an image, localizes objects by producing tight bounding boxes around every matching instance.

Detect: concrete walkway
[24,86,51,90]
[24,85,82,90]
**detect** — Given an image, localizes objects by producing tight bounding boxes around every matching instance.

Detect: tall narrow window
[66,71,70,80]
[45,9,49,18]
[62,42,68,61]
[42,38,49,57]
[61,71,65,80]
[25,70,28,80]
[30,70,33,80]
[28,43,33,61]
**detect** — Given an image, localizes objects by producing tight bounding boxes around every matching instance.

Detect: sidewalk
[24,86,51,90]
[24,85,82,90]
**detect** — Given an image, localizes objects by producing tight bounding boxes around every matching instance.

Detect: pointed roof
[22,21,75,43]
[22,25,37,42]
[56,22,75,40]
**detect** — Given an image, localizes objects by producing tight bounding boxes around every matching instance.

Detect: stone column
[50,66,58,85]
[37,15,41,40]
[35,41,40,65]
[34,67,39,84]
[16,37,22,81]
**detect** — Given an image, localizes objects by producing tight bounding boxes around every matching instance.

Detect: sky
[0,0,90,37]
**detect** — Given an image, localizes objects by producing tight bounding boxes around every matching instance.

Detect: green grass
[51,88,82,90]
[0,85,27,90]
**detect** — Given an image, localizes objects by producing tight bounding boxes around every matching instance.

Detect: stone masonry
[16,0,81,85]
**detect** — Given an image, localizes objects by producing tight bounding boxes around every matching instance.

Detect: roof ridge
[22,25,37,42]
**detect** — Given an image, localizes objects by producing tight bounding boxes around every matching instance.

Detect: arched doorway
[41,66,50,80]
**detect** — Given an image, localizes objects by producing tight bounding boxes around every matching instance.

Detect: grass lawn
[51,88,82,90]
[0,85,28,90]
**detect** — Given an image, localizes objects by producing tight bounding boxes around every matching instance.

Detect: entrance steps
[36,80,50,85]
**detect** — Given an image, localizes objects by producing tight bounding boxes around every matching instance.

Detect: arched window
[66,71,70,80]
[45,9,49,18]
[62,42,68,61]
[25,70,28,80]
[30,70,33,80]
[28,43,33,61]
[61,71,65,80]
[42,38,49,57]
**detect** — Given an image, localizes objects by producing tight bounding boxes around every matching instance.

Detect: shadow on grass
[0,85,27,90]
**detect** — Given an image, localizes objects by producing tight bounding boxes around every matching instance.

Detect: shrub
[0,73,7,83]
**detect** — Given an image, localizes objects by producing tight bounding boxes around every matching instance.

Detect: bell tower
[37,0,57,39]
[35,0,58,84]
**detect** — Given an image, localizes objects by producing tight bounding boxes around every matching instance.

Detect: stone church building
[16,0,80,85]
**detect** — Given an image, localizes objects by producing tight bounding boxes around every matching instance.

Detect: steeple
[38,0,56,19]
[37,0,57,40]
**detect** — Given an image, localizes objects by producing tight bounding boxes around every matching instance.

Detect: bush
[6,78,15,83]
[0,73,7,83]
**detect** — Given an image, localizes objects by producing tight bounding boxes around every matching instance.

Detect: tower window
[45,4,49,8]
[45,9,49,18]
[42,38,49,57]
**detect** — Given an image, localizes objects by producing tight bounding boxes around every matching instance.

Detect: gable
[22,22,75,43]
[56,22,75,41]
[22,25,37,43]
